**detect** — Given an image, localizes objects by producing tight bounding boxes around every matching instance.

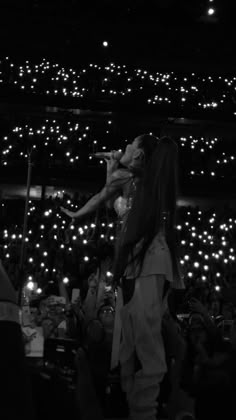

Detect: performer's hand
[105,154,119,175]
[60,206,76,219]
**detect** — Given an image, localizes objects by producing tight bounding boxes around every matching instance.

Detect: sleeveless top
[109,168,138,233]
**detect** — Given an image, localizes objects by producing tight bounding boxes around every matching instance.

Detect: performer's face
[120,137,142,167]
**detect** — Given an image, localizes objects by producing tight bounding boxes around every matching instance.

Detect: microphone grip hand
[105,154,119,176]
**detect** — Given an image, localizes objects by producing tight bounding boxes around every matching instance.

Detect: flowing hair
[113,135,180,283]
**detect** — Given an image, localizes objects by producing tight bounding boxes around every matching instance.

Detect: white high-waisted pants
[119,274,168,420]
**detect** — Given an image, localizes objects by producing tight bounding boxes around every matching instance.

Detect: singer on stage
[61,134,184,420]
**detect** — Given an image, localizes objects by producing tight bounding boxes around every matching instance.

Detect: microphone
[91,150,123,160]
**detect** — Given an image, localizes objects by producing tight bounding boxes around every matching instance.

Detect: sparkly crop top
[113,174,137,221]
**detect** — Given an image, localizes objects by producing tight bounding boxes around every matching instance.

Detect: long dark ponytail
[113,136,180,283]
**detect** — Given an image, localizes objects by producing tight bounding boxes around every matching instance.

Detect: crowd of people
[0,193,235,306]
[0,135,236,420]
[2,56,236,118]
[1,199,236,419]
[1,251,236,419]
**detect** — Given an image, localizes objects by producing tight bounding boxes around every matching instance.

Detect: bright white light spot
[106,271,113,277]
[27,281,35,291]
[208,8,215,15]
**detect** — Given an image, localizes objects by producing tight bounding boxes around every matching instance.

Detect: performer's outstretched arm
[60,176,122,220]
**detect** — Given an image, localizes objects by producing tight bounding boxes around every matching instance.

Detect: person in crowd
[61,134,184,420]
[161,310,195,420]
[75,347,104,420]
[181,297,233,420]
[207,292,221,318]
[0,260,35,419]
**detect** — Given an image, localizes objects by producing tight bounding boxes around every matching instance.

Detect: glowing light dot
[103,41,108,47]
[208,8,215,15]
[27,281,34,290]
[63,277,69,284]
[106,271,113,277]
